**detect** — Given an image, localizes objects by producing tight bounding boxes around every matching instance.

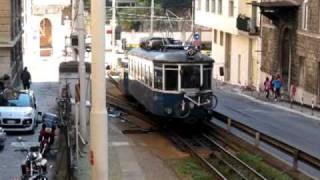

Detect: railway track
[105,78,316,179]
[105,88,267,179]
[168,131,267,180]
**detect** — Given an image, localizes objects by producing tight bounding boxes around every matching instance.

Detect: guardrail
[210,111,320,172]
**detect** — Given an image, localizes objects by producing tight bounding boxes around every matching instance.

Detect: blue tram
[117,38,215,123]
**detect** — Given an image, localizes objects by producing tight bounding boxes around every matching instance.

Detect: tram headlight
[189,102,195,109]
[164,107,173,115]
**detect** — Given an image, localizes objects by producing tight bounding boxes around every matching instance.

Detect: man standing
[20,67,31,90]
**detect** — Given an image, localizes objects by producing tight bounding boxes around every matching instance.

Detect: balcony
[236,14,259,36]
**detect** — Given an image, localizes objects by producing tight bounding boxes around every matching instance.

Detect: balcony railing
[236,14,259,35]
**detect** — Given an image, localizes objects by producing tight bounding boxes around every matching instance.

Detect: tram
[116,37,216,124]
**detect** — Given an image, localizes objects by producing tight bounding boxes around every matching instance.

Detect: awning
[251,0,301,8]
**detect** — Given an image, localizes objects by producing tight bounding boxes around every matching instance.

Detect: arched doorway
[40,18,52,56]
[280,27,291,93]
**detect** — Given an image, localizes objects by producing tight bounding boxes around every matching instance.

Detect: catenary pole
[90,0,108,179]
[150,0,154,36]
[77,0,87,142]
[112,0,116,53]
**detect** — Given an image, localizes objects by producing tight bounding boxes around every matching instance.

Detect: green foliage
[171,158,214,180]
[237,152,292,180]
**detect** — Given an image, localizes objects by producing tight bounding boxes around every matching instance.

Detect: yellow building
[0,0,23,86]
[195,0,262,90]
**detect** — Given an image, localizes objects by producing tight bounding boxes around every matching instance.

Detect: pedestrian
[263,77,271,99]
[273,74,282,101]
[20,67,31,90]
[270,75,275,97]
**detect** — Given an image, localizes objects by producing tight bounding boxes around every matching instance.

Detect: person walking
[20,67,31,90]
[263,77,271,99]
[273,75,282,101]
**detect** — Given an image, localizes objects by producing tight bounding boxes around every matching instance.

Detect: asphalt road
[0,82,59,180]
[213,88,320,159]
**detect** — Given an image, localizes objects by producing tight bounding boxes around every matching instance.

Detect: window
[165,65,178,91]
[218,0,222,14]
[154,69,163,89]
[7,93,32,107]
[211,0,216,13]
[165,70,178,90]
[206,0,210,12]
[197,0,201,11]
[203,65,212,89]
[214,29,217,43]
[302,0,308,30]
[229,0,234,17]
[181,66,201,89]
[220,31,224,46]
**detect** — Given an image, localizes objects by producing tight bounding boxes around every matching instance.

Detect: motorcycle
[13,137,49,180]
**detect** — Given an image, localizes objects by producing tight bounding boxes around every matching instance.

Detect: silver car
[0,127,6,148]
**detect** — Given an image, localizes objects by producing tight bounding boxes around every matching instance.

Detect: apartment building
[195,0,261,89]
[256,0,320,106]
[0,0,23,86]
[23,0,71,58]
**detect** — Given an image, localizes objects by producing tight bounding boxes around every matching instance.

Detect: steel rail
[173,134,227,180]
[209,111,320,171]
[202,134,267,180]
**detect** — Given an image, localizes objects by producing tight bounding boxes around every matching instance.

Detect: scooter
[14,137,49,180]
[40,136,51,158]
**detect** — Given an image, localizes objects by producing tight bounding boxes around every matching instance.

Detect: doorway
[280,28,291,92]
[40,18,52,56]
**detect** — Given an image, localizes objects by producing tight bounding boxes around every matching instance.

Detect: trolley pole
[77,0,87,142]
[90,0,108,179]
[150,0,154,36]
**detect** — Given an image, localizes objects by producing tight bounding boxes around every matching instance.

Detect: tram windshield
[181,65,200,89]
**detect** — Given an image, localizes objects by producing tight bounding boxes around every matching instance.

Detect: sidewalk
[214,80,320,121]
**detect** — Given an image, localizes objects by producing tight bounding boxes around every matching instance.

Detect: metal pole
[90,0,108,179]
[191,0,195,34]
[78,0,87,142]
[150,0,154,36]
[75,103,79,161]
[112,0,116,53]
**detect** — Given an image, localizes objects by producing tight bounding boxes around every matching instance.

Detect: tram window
[149,67,152,87]
[181,66,200,88]
[203,69,212,90]
[165,65,178,69]
[165,70,178,91]
[154,69,163,89]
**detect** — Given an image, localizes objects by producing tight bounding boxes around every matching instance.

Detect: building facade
[257,0,320,105]
[0,0,23,86]
[195,0,262,89]
[23,0,71,58]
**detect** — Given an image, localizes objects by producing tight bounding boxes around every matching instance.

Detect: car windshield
[2,93,31,107]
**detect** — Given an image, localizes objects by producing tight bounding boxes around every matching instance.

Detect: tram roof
[128,48,214,64]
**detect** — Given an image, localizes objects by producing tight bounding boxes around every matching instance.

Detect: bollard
[227,118,232,132]
[301,95,304,112]
[255,132,260,147]
[290,96,293,109]
[312,97,314,116]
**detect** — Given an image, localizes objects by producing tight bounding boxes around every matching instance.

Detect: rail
[210,111,320,171]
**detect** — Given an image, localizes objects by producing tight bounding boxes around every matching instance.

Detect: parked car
[0,90,39,133]
[0,127,6,148]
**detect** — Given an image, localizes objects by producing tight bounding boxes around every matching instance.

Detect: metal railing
[210,111,320,172]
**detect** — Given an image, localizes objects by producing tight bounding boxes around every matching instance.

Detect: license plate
[7,120,16,124]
